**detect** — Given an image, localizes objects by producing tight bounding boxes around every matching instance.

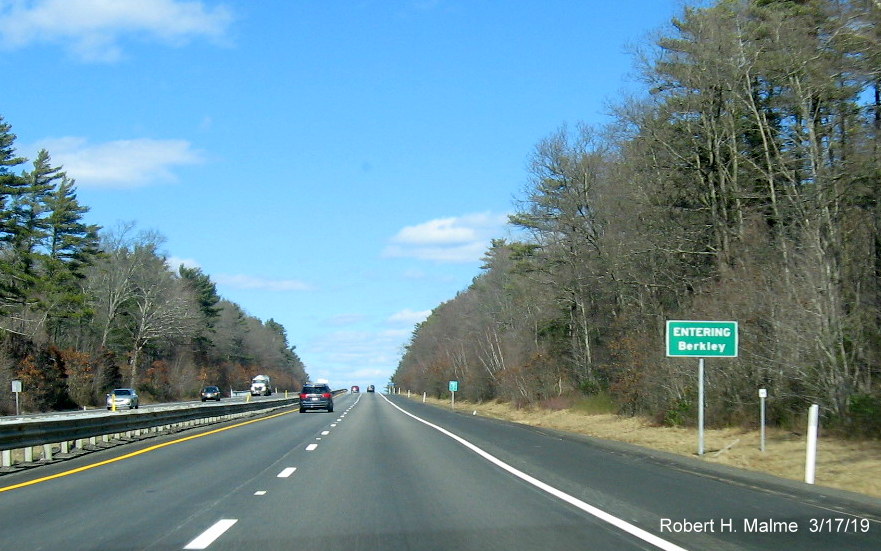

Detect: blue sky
[1,0,681,390]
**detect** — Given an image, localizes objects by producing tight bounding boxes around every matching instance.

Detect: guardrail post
[0,395,303,468]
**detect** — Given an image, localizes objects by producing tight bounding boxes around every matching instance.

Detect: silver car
[106,388,139,410]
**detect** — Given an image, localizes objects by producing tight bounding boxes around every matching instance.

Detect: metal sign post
[698,359,704,456]
[449,380,458,409]
[12,380,22,415]
[666,321,738,456]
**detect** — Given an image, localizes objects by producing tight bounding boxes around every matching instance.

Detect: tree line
[393,0,881,435]
[0,116,308,413]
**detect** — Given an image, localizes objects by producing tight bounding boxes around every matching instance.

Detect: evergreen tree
[0,116,28,311]
[43,174,101,341]
[179,265,221,364]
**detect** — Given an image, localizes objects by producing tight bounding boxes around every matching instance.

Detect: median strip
[0,409,296,493]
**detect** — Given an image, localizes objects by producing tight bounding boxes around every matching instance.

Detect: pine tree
[43,174,101,341]
[0,116,29,313]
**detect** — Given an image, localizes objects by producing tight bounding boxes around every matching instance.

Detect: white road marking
[380,395,690,551]
[306,443,318,451]
[183,519,237,549]
[331,423,337,427]
[277,467,297,478]
[321,431,330,435]
[254,491,267,496]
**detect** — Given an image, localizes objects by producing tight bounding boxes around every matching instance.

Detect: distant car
[299,383,334,413]
[200,385,222,401]
[106,388,139,410]
[351,385,360,393]
[367,385,375,393]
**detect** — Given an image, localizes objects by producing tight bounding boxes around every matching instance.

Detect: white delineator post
[805,404,819,484]
[759,388,767,452]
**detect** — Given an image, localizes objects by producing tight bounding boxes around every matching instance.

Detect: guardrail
[0,389,348,470]
[0,396,299,469]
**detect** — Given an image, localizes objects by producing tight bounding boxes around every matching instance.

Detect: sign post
[449,380,458,409]
[11,380,21,416]
[666,321,738,456]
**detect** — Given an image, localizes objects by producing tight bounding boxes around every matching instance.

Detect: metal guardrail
[0,389,348,469]
[0,396,300,469]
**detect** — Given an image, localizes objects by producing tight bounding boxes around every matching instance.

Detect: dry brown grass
[416,396,881,499]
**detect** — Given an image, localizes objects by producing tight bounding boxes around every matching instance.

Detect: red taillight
[299,393,307,400]
[322,393,332,398]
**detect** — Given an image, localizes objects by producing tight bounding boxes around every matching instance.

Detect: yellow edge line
[0,408,295,493]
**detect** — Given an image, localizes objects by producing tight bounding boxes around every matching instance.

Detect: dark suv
[299,383,334,413]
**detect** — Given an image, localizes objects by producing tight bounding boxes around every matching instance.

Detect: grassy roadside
[411,394,881,500]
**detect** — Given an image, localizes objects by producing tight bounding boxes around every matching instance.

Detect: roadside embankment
[414,396,881,499]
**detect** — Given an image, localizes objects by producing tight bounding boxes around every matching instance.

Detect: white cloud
[387,308,431,325]
[384,212,508,263]
[214,274,313,292]
[0,0,233,62]
[31,136,203,189]
[393,216,477,245]
[166,256,201,271]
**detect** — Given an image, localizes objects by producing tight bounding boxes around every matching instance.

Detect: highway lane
[0,392,879,550]
[218,391,655,551]
[0,399,336,550]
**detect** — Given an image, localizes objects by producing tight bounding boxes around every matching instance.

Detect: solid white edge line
[183,519,238,550]
[379,394,690,551]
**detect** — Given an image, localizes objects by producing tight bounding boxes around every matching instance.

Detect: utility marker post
[759,388,767,452]
[666,321,738,457]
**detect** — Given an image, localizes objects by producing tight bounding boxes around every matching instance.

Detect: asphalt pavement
[0,392,878,550]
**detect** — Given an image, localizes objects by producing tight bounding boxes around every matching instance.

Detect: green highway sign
[666,320,738,357]
[449,381,458,392]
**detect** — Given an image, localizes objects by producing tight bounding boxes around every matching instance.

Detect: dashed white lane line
[306,443,318,451]
[277,467,297,478]
[321,431,330,436]
[254,491,267,496]
[183,519,237,550]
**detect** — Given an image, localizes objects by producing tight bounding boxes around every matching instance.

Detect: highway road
[0,392,879,550]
